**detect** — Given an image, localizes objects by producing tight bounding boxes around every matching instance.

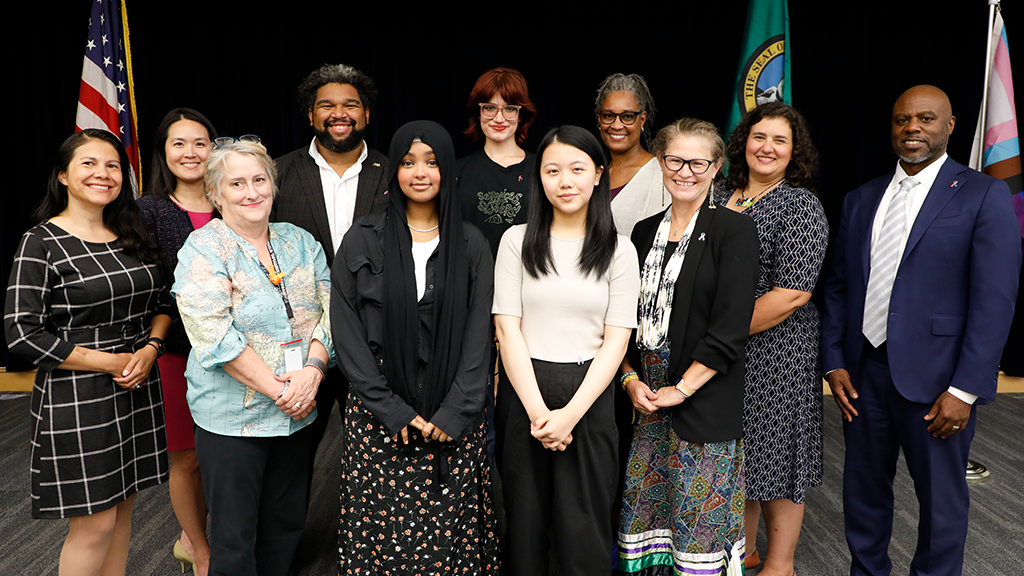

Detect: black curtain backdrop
[6,0,1021,367]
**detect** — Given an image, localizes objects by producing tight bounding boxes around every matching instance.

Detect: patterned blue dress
[716,183,828,504]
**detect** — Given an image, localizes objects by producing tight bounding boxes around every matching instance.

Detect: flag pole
[974,0,999,169]
[122,0,141,194]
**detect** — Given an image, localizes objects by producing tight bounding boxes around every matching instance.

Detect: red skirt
[158,351,196,451]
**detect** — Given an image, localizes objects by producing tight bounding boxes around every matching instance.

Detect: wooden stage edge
[3,367,1023,395]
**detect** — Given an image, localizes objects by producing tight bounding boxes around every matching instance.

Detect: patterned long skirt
[339,390,500,575]
[617,343,745,576]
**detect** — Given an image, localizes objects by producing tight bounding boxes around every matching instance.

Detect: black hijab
[380,121,469,422]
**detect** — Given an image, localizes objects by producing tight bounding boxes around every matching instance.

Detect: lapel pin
[373,162,381,167]
[698,232,706,242]
[951,180,958,188]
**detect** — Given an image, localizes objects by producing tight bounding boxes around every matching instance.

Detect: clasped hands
[275,366,322,420]
[530,409,578,452]
[393,415,453,444]
[111,346,159,390]
[624,378,685,414]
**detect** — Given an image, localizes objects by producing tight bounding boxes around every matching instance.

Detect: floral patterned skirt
[339,390,500,575]
[618,343,746,576]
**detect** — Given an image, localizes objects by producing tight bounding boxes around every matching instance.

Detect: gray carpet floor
[1,392,1022,576]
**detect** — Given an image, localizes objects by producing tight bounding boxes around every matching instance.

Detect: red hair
[464,67,537,146]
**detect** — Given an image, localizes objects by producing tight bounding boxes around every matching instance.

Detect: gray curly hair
[594,73,657,150]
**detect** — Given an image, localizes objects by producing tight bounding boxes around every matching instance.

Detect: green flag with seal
[727,0,791,132]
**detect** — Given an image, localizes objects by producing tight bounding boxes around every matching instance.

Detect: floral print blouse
[172,219,334,437]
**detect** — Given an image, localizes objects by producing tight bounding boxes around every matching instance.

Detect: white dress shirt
[309,138,368,255]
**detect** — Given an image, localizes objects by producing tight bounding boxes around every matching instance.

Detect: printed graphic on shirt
[477,190,523,224]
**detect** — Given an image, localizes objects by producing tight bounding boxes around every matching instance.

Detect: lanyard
[258,237,295,320]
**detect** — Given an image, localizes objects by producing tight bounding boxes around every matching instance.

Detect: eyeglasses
[213,134,261,148]
[479,103,522,121]
[662,155,713,174]
[598,110,642,125]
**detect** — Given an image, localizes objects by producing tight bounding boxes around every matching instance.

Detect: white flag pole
[973,0,999,169]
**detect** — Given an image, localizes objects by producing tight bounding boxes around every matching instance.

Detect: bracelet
[305,357,327,380]
[277,380,290,399]
[145,337,164,358]
[620,371,638,389]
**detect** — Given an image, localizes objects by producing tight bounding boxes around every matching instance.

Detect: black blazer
[626,205,759,443]
[271,143,389,266]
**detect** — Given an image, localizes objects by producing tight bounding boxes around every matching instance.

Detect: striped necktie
[863,176,918,347]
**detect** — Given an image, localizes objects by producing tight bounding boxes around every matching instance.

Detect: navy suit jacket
[271,143,389,267]
[821,158,1021,404]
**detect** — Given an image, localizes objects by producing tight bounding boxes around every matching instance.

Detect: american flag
[75,0,140,192]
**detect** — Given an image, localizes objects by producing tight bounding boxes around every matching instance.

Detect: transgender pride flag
[970,3,1023,199]
[972,3,1024,380]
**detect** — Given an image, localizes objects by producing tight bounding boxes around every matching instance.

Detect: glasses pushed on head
[213,134,261,148]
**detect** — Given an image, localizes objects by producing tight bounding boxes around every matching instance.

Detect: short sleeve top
[492,224,639,363]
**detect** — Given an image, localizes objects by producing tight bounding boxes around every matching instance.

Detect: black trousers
[195,424,313,576]
[494,359,617,576]
[307,366,343,471]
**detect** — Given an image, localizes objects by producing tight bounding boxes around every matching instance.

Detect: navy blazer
[626,205,759,443]
[271,144,389,266]
[820,158,1021,404]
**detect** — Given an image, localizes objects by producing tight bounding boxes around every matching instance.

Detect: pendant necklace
[735,177,784,208]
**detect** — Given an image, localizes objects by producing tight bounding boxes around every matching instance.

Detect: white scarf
[637,206,699,349]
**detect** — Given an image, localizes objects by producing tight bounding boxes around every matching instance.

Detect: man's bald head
[891,85,956,176]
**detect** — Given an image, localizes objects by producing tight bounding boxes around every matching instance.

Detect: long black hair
[36,129,161,264]
[144,107,218,200]
[523,125,617,279]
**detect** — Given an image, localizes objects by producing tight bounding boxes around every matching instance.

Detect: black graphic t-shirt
[455,149,534,258]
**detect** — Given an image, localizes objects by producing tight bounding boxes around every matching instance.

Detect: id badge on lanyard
[261,236,303,374]
[281,338,305,374]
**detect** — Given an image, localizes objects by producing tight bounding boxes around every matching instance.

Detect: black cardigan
[137,194,219,354]
[626,205,759,443]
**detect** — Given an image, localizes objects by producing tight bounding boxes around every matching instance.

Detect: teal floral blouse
[172,219,334,437]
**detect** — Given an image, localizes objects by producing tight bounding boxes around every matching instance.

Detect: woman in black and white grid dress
[4,129,171,576]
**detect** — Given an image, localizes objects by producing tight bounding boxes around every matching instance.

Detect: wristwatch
[675,378,693,399]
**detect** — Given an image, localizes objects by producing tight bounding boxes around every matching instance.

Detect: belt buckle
[120,323,141,347]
